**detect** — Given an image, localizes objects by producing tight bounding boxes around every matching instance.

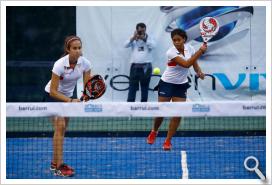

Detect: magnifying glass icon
[244,156,265,180]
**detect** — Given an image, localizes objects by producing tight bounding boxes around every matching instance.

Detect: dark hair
[62,35,82,56]
[171,29,187,42]
[136,22,146,30]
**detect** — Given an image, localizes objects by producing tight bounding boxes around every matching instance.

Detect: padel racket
[81,75,106,101]
[200,17,219,43]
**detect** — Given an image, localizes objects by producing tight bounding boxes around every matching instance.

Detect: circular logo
[202,18,218,33]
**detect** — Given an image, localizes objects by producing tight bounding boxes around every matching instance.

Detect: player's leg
[147,96,172,144]
[166,97,186,140]
[154,96,172,130]
[163,97,186,150]
[52,117,65,167]
[61,118,75,174]
[147,80,173,144]
[163,82,188,150]
[51,117,74,177]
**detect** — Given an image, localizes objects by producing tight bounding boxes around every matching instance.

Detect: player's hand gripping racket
[80,75,106,101]
[200,17,219,43]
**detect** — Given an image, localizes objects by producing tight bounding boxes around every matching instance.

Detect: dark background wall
[6,6,76,102]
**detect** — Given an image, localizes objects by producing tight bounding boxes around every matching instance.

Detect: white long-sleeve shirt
[124,34,155,64]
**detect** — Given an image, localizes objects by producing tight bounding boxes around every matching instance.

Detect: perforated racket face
[93,81,105,93]
[85,75,106,99]
[200,17,219,42]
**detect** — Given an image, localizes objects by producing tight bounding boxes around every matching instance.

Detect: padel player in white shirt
[161,44,196,85]
[45,54,91,99]
[43,36,91,177]
[147,28,207,151]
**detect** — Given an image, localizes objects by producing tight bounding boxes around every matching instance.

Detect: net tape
[6,101,266,118]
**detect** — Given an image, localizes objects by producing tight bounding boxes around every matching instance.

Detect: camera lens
[137,31,143,35]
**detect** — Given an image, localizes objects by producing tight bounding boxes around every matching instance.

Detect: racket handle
[199,49,205,54]
[200,42,207,54]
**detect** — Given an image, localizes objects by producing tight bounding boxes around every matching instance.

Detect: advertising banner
[76,6,266,102]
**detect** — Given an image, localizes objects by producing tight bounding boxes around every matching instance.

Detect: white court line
[181,150,189,179]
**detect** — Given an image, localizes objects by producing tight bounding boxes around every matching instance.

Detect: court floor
[6,136,265,179]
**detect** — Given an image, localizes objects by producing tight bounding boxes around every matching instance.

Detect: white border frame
[1,1,271,184]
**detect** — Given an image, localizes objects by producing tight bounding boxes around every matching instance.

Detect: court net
[6,101,266,179]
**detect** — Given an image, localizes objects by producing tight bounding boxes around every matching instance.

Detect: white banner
[6,101,266,117]
[76,6,266,102]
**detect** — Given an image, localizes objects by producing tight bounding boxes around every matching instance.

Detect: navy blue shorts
[42,92,75,102]
[157,80,190,99]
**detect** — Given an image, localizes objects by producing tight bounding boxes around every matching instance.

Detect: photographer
[124,23,155,102]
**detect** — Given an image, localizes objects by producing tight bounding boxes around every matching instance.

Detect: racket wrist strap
[82,89,87,96]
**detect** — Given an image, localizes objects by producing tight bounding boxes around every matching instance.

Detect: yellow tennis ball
[153,67,161,75]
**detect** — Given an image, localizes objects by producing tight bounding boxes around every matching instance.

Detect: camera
[137,30,143,35]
